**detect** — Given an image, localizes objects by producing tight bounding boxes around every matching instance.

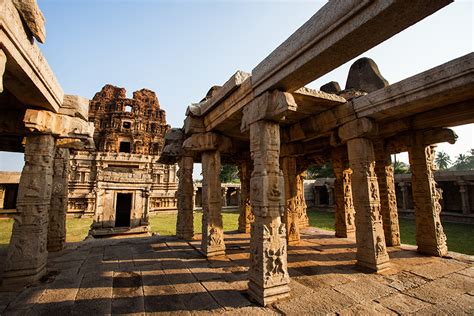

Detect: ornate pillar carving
[331,148,355,239]
[221,187,228,207]
[248,120,290,305]
[281,157,300,245]
[374,142,400,247]
[296,166,309,228]
[238,161,253,233]
[347,138,390,271]
[408,134,447,256]
[47,147,69,252]
[201,151,225,257]
[3,134,55,286]
[176,156,194,240]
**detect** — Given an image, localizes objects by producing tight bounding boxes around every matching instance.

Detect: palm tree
[393,161,410,174]
[454,153,470,170]
[435,151,451,170]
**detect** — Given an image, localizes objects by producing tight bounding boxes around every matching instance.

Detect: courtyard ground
[2,210,473,254]
[0,227,472,315]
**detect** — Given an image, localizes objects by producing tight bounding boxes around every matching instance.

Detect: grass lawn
[1,211,472,255]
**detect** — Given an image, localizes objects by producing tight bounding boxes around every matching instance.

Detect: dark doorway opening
[119,141,131,153]
[115,193,132,227]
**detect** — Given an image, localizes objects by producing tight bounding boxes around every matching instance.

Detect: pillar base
[1,264,46,289]
[248,281,290,306]
[335,230,356,239]
[176,231,194,241]
[417,244,448,257]
[356,258,391,272]
[199,247,226,258]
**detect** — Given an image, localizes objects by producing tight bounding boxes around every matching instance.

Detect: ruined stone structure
[160,0,474,306]
[0,0,93,286]
[67,85,178,236]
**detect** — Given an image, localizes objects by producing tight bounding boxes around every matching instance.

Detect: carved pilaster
[331,148,355,239]
[408,134,448,256]
[347,138,390,271]
[238,161,253,233]
[398,182,409,210]
[281,157,300,245]
[201,151,225,257]
[47,147,69,252]
[458,181,470,215]
[176,156,194,240]
[248,120,290,306]
[374,142,400,247]
[3,134,55,286]
[296,166,309,228]
[0,49,6,93]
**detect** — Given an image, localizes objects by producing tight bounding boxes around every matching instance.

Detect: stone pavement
[0,227,472,315]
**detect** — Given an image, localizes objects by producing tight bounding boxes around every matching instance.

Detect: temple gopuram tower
[68,85,178,236]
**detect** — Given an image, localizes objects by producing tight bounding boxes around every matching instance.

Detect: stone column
[281,157,300,245]
[327,184,335,206]
[3,134,55,286]
[222,187,228,207]
[296,167,309,228]
[201,151,225,257]
[248,120,290,305]
[347,138,390,271]
[0,49,6,93]
[408,137,447,256]
[47,147,69,252]
[331,148,356,239]
[238,161,253,233]
[142,189,150,226]
[176,156,194,240]
[458,181,470,215]
[313,185,321,206]
[399,182,409,210]
[374,143,400,247]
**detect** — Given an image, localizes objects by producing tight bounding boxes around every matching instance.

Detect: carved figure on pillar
[201,151,225,256]
[281,156,300,245]
[408,135,448,256]
[346,138,390,271]
[374,141,401,247]
[47,147,70,252]
[238,161,253,233]
[296,165,309,228]
[331,148,356,239]
[3,134,55,286]
[248,120,290,306]
[176,156,194,240]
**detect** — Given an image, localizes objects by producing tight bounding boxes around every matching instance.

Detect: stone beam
[0,0,63,112]
[385,128,457,154]
[23,109,94,139]
[241,90,297,132]
[182,132,232,153]
[251,0,451,95]
[58,95,89,120]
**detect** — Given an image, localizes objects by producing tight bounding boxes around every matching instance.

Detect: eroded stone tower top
[89,84,169,155]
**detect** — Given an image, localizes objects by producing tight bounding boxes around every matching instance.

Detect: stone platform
[0,228,472,315]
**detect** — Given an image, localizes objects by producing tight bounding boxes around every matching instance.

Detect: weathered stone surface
[2,134,55,286]
[59,95,89,120]
[176,156,194,240]
[409,260,466,280]
[377,293,430,314]
[182,132,232,153]
[345,57,389,92]
[281,157,301,245]
[408,133,448,256]
[238,161,253,233]
[335,278,396,303]
[320,81,341,94]
[12,0,45,43]
[0,49,5,93]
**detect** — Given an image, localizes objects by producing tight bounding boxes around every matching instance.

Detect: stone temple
[68,85,178,235]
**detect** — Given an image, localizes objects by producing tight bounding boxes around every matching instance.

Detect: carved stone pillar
[0,49,6,93]
[248,121,290,305]
[347,138,390,271]
[374,144,400,247]
[281,157,300,245]
[331,148,355,239]
[222,187,228,207]
[238,161,253,233]
[201,151,225,257]
[408,137,447,256]
[313,185,321,206]
[458,181,470,215]
[399,182,409,210]
[3,134,55,286]
[176,156,194,240]
[296,167,309,228]
[47,147,69,252]
[142,190,150,226]
[327,184,335,206]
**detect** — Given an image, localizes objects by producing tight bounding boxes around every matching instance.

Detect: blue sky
[0,0,472,174]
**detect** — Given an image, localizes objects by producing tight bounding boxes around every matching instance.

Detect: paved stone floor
[0,227,473,315]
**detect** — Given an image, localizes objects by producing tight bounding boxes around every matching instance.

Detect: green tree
[220,164,239,183]
[435,151,451,170]
[453,153,472,171]
[393,161,410,174]
[307,163,334,179]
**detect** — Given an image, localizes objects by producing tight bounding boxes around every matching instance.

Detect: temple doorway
[115,193,132,227]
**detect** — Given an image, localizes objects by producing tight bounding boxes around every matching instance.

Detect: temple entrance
[115,193,132,227]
